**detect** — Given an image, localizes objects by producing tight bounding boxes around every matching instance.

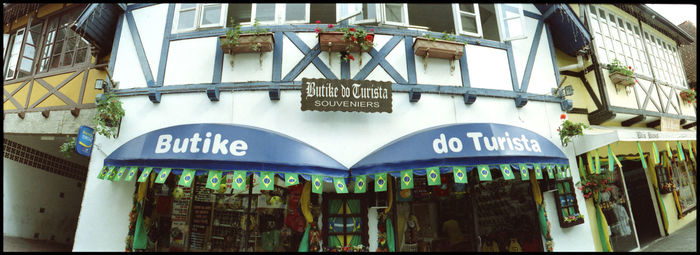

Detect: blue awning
[350,123,569,176]
[534,4,591,57]
[104,124,349,178]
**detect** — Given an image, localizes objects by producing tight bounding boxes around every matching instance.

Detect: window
[382,4,408,26]
[251,3,309,24]
[497,4,526,41]
[453,3,482,37]
[4,28,24,80]
[323,195,367,248]
[174,4,227,32]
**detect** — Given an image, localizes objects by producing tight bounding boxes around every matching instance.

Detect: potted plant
[413,32,464,73]
[316,20,374,63]
[606,58,636,87]
[59,135,77,158]
[575,172,614,200]
[679,88,696,104]
[557,119,588,146]
[93,92,125,139]
[219,19,274,66]
[561,213,585,228]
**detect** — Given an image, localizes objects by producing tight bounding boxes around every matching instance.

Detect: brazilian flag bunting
[113,166,127,181]
[354,175,367,193]
[106,166,118,180]
[688,141,695,161]
[334,178,348,193]
[375,173,387,192]
[477,165,492,181]
[427,167,441,186]
[97,166,109,179]
[608,145,614,172]
[453,166,468,184]
[125,167,138,182]
[138,167,153,182]
[155,168,171,183]
[400,169,414,189]
[285,173,299,187]
[260,172,275,190]
[518,164,529,181]
[206,170,223,190]
[636,142,647,169]
[534,164,543,180]
[546,164,554,179]
[500,164,514,180]
[594,149,601,174]
[232,171,247,190]
[677,141,685,161]
[555,165,563,179]
[312,175,323,194]
[652,142,660,164]
[179,169,196,187]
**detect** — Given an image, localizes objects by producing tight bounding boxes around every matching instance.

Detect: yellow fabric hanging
[610,147,622,170]
[137,179,148,202]
[665,142,673,159]
[596,201,613,251]
[530,169,542,205]
[578,156,587,181]
[652,142,660,165]
[594,149,601,174]
[384,177,393,213]
[587,152,595,175]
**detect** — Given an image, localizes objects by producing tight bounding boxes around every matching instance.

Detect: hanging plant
[606,58,636,87]
[575,172,614,200]
[59,135,77,158]
[557,120,588,146]
[93,92,125,139]
[679,88,696,104]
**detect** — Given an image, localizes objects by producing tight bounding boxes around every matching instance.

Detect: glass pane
[461,15,477,33]
[361,4,377,20]
[62,51,74,66]
[589,5,595,13]
[56,28,66,41]
[22,45,35,59]
[47,17,58,31]
[65,36,78,52]
[599,9,605,20]
[18,57,33,77]
[608,14,615,22]
[346,217,362,233]
[45,30,55,44]
[385,4,403,23]
[255,4,275,22]
[460,3,475,13]
[617,18,623,27]
[329,217,344,233]
[201,5,221,25]
[50,54,61,68]
[40,58,50,72]
[507,18,522,37]
[178,9,195,30]
[503,5,519,19]
[181,3,196,9]
[26,23,43,46]
[76,48,87,64]
[53,41,64,56]
[634,26,640,35]
[285,4,306,21]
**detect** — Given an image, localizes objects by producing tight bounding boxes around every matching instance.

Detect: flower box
[318,32,372,53]
[413,37,465,60]
[659,182,674,194]
[609,72,635,87]
[560,217,584,228]
[219,33,274,55]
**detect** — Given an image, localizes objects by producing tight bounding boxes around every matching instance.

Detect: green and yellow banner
[534,164,543,180]
[500,164,515,180]
[206,170,222,190]
[286,173,299,187]
[375,173,388,192]
[138,167,153,182]
[477,165,492,181]
[312,175,323,194]
[636,142,647,169]
[155,168,171,184]
[113,167,127,181]
[97,166,109,179]
[334,178,348,193]
[178,169,196,187]
[400,169,414,189]
[260,172,275,190]
[453,166,468,183]
[426,167,441,185]
[125,167,138,182]
[519,164,530,180]
[354,175,367,193]
[545,164,554,179]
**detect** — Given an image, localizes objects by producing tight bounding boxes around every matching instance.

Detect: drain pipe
[559,55,584,72]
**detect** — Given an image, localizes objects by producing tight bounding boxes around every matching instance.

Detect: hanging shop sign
[75,125,95,157]
[301,78,392,113]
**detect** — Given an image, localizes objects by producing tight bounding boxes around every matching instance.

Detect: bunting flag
[113,167,127,181]
[426,167,441,185]
[178,169,196,187]
[375,173,387,192]
[232,171,247,190]
[545,164,554,179]
[260,172,275,190]
[555,165,563,179]
[518,164,529,181]
[477,165,492,181]
[586,152,594,174]
[354,175,367,193]
[500,164,515,180]
[125,167,138,182]
[312,175,323,194]
[637,142,647,169]
[206,170,222,190]
[285,173,299,187]
[578,156,586,181]
[106,166,118,180]
[665,142,672,159]
[565,165,572,178]
[610,148,622,170]
[334,178,348,193]
[652,142,660,165]
[400,169,414,189]
[155,168,171,183]
[607,145,614,172]
[677,141,685,161]
[688,141,695,161]
[138,167,153,182]
[533,164,543,180]
[594,149,601,174]
[97,166,109,179]
[453,166,468,183]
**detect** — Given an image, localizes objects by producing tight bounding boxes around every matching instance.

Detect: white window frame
[495,3,526,41]
[173,4,227,33]
[250,3,310,25]
[380,3,409,27]
[452,3,482,38]
[5,28,25,80]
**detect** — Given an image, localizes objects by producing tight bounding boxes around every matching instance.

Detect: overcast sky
[646,4,697,26]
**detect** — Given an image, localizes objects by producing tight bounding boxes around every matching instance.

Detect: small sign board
[301,78,392,113]
[659,117,680,132]
[75,125,95,157]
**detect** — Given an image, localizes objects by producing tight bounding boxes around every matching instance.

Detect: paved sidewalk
[640,219,696,252]
[3,236,73,252]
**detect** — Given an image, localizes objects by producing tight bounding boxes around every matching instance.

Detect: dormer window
[173,4,227,33]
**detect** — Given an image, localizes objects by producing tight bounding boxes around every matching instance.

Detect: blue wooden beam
[212,37,223,84]
[157,4,175,87]
[354,35,404,82]
[282,32,336,81]
[459,45,470,88]
[524,10,542,20]
[519,19,544,93]
[541,5,557,21]
[404,35,417,84]
[545,24,561,86]
[272,32,283,82]
[505,42,519,92]
[341,55,350,79]
[125,11,155,87]
[108,14,124,75]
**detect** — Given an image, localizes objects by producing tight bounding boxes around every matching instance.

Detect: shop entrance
[620,159,662,247]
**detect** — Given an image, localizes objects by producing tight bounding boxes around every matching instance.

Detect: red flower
[349,27,356,32]
[365,34,374,42]
[328,24,334,29]
[628,66,632,69]
[314,28,321,34]
[315,20,321,24]
[560,113,566,120]
[370,28,374,32]
[350,35,356,42]
[347,54,355,60]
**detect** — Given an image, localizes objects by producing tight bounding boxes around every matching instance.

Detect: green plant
[221,18,242,48]
[249,19,269,52]
[563,213,584,223]
[575,172,614,200]
[421,31,457,42]
[93,92,125,139]
[680,88,696,104]
[606,58,636,85]
[59,136,77,158]
[335,26,375,62]
[557,120,588,146]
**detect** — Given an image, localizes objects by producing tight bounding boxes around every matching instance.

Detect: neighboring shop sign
[75,125,95,157]
[301,78,392,113]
